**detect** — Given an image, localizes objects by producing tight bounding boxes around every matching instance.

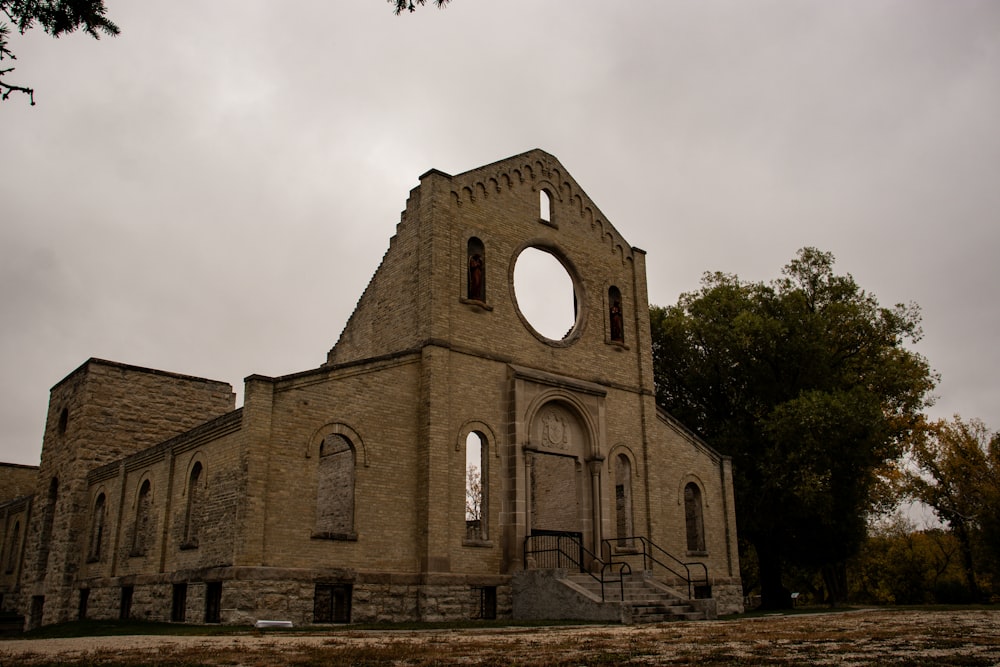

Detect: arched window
[315,434,356,539]
[88,493,107,562]
[183,463,204,548]
[465,431,488,541]
[37,477,58,575]
[609,286,624,344]
[467,237,486,302]
[131,480,152,557]
[540,189,552,222]
[615,454,633,546]
[684,483,706,553]
[4,520,19,574]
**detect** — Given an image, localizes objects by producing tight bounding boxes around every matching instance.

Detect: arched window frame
[181,460,204,550]
[88,491,107,563]
[608,285,625,345]
[130,477,153,557]
[309,423,364,542]
[466,236,486,303]
[458,421,497,547]
[683,481,707,555]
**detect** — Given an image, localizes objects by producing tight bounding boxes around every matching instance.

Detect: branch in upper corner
[1,66,35,104]
[390,0,451,16]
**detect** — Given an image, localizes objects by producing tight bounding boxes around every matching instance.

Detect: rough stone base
[67,568,512,626]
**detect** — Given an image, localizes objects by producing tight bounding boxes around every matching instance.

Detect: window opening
[540,189,552,222]
[315,434,356,538]
[4,520,19,574]
[513,247,577,341]
[89,493,106,562]
[37,478,58,575]
[684,483,706,553]
[58,407,68,435]
[472,586,497,619]
[171,583,188,622]
[615,454,633,547]
[467,237,486,302]
[131,480,152,556]
[204,582,222,623]
[78,589,89,620]
[183,463,203,548]
[119,586,133,620]
[609,286,624,344]
[465,432,487,541]
[313,584,352,623]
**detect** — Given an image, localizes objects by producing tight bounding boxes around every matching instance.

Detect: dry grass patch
[2,608,998,666]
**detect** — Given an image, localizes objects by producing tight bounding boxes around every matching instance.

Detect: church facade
[0,150,742,628]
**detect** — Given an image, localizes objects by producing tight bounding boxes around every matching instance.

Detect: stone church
[0,150,742,629]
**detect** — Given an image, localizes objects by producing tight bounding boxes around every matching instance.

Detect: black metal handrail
[523,531,630,602]
[602,536,709,600]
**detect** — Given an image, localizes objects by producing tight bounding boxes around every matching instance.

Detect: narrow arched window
[684,483,706,553]
[316,434,355,538]
[183,463,203,548]
[4,520,19,574]
[37,477,58,575]
[89,493,107,562]
[609,286,624,344]
[465,432,488,541]
[615,454,633,546]
[467,237,486,302]
[540,189,552,222]
[132,480,152,556]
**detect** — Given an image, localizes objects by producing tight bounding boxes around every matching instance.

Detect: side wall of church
[18,360,236,628]
[0,464,38,504]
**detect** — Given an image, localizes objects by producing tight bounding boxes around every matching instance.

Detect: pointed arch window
[609,286,624,344]
[131,480,152,557]
[684,482,706,553]
[314,434,356,540]
[182,462,204,549]
[467,237,486,302]
[88,493,107,562]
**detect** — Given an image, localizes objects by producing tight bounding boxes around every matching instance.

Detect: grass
[4,607,999,666]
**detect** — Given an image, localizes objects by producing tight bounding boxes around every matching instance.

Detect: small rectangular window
[119,586,133,620]
[471,586,497,620]
[78,589,89,620]
[204,582,222,623]
[171,583,188,622]
[313,584,352,623]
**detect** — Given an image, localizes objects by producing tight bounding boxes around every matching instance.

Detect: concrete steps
[562,573,706,623]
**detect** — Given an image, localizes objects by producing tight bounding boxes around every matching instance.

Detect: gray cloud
[1,0,998,465]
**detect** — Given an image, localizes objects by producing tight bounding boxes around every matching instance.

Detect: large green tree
[651,248,935,609]
[1,0,117,103]
[905,416,1000,600]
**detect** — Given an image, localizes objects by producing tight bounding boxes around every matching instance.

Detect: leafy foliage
[905,416,1000,599]
[1,0,118,104]
[389,0,451,15]
[651,248,936,608]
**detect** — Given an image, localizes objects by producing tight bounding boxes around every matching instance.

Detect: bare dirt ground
[2,608,999,666]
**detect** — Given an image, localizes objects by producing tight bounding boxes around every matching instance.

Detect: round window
[512,247,577,341]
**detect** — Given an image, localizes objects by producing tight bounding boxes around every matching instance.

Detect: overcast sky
[2,1,998,467]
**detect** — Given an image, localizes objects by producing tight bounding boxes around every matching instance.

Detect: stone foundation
[72,568,512,625]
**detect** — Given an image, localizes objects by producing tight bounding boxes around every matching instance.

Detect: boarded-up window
[615,454,633,545]
[315,434,355,538]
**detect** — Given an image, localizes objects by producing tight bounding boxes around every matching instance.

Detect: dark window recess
[472,586,497,620]
[78,589,89,621]
[119,586,133,620]
[204,582,222,623]
[313,584,352,623]
[171,583,188,622]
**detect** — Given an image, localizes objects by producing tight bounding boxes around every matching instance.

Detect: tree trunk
[821,562,848,606]
[756,542,792,610]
